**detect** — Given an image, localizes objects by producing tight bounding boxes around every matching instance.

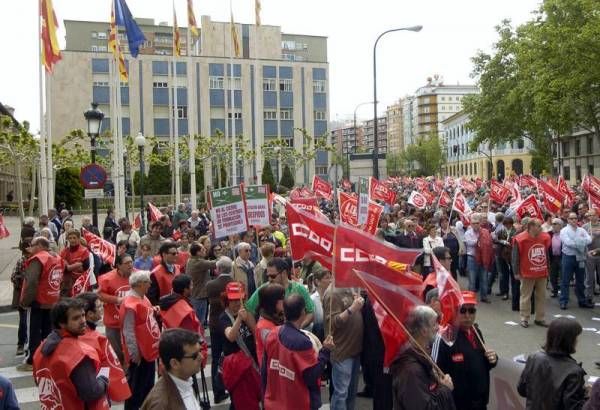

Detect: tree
[55,168,84,209]
[400,134,444,176]
[280,164,294,189]
[261,160,276,192]
[386,152,404,176]
[146,145,171,195]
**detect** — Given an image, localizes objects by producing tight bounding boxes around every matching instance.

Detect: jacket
[185,255,216,299]
[390,346,456,410]
[517,351,586,410]
[141,372,187,410]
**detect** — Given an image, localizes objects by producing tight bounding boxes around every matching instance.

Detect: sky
[1,0,542,132]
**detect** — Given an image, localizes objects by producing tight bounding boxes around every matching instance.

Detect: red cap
[226,282,245,300]
[461,291,478,306]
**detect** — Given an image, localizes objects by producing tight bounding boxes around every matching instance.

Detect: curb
[0,305,15,314]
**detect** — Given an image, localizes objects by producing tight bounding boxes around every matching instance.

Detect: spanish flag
[109,1,128,81]
[230,12,240,57]
[40,0,62,73]
[173,5,182,57]
[187,0,199,37]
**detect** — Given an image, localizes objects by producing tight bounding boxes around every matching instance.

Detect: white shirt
[170,374,201,410]
[310,291,324,326]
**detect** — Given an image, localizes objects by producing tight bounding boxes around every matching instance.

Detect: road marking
[0,323,18,329]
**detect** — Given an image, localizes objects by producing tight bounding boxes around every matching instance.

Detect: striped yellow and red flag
[187,0,198,37]
[173,5,182,56]
[40,0,62,73]
[230,12,240,57]
[109,1,128,81]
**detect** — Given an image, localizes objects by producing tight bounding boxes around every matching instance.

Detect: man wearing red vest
[59,229,90,297]
[98,253,133,363]
[18,237,64,371]
[120,270,161,409]
[76,292,132,403]
[263,294,334,410]
[512,218,551,328]
[148,242,181,305]
[32,298,110,409]
[158,274,208,364]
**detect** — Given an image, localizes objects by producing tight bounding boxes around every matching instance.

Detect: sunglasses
[267,273,280,280]
[168,251,178,255]
[459,307,476,315]
[181,351,202,361]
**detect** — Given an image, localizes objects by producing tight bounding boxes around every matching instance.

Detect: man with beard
[32,298,109,409]
[390,305,455,409]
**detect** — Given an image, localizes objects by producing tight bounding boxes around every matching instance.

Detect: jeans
[550,255,562,294]
[496,257,510,296]
[27,306,51,364]
[467,256,489,301]
[331,355,360,410]
[105,327,124,364]
[191,297,208,327]
[17,307,27,347]
[209,325,227,398]
[585,256,600,300]
[560,255,586,305]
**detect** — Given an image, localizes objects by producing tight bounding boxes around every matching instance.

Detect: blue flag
[114,0,146,58]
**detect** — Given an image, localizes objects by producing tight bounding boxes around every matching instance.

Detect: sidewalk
[0,217,23,311]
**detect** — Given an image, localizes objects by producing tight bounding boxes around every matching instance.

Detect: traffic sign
[84,188,105,199]
[80,164,107,189]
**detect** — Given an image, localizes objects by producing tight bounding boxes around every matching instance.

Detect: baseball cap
[460,291,478,306]
[226,282,245,300]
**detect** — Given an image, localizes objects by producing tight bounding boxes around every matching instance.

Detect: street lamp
[373,25,422,179]
[83,102,104,228]
[352,101,376,181]
[135,132,146,236]
[123,149,128,219]
[478,146,494,180]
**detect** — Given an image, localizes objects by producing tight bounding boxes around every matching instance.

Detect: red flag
[369,177,397,205]
[285,203,334,271]
[507,182,522,205]
[353,269,424,368]
[489,180,510,205]
[72,266,92,295]
[452,191,473,220]
[515,194,543,220]
[338,191,383,234]
[334,224,423,289]
[537,179,564,215]
[431,255,464,329]
[459,178,477,193]
[148,202,164,222]
[312,175,333,201]
[0,214,9,239]
[132,213,142,231]
[583,175,600,199]
[589,192,600,212]
[438,191,452,208]
[414,178,428,192]
[82,227,116,266]
[342,179,352,190]
[557,176,574,207]
[407,191,427,210]
[519,175,537,188]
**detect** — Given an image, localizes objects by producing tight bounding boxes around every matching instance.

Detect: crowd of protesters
[9,173,600,409]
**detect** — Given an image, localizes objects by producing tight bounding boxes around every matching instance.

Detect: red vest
[176,251,190,273]
[514,231,551,279]
[33,332,109,410]
[98,269,131,328]
[119,295,160,362]
[255,318,277,366]
[80,328,132,402]
[59,245,90,275]
[151,264,181,298]
[263,326,318,410]
[21,251,63,306]
[160,297,201,333]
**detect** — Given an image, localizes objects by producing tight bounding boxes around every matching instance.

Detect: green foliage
[401,134,444,176]
[220,163,228,188]
[279,164,295,189]
[386,152,404,176]
[530,135,553,176]
[55,168,84,208]
[181,163,204,195]
[146,145,171,194]
[261,128,335,172]
[261,160,276,192]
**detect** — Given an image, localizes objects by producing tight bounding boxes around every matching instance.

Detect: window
[283,138,294,147]
[97,32,107,40]
[517,139,524,149]
[315,166,328,175]
[153,81,168,88]
[280,109,293,120]
[209,76,224,89]
[279,78,292,92]
[227,112,242,119]
[91,32,98,38]
[264,110,277,120]
[562,141,570,156]
[91,45,98,52]
[314,110,327,120]
[588,137,594,153]
[576,166,582,182]
[263,78,276,91]
[227,77,241,90]
[441,96,446,101]
[563,166,570,180]
[474,163,477,174]
[173,106,188,119]
[455,96,460,101]
[589,165,595,175]
[575,140,581,156]
[98,46,107,52]
[93,81,109,87]
[313,80,326,93]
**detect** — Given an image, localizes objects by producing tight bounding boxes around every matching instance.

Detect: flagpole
[448,188,458,223]
[253,1,262,185]
[328,225,338,337]
[116,63,126,218]
[229,0,237,186]
[38,0,49,215]
[173,2,181,206]
[168,54,175,204]
[109,57,121,218]
[187,23,197,210]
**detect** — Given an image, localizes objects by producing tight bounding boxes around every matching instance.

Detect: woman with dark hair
[254,283,285,364]
[517,317,587,409]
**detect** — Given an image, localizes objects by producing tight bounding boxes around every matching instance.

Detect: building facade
[49,16,330,186]
[362,117,387,153]
[553,128,599,184]
[386,100,403,154]
[443,111,532,179]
